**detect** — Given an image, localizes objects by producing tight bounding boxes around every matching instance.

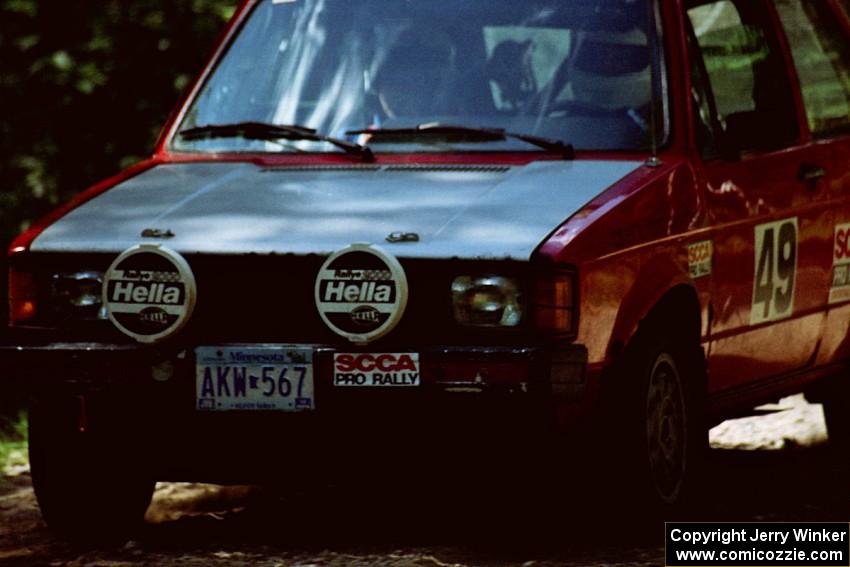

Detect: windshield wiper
[179,121,374,162]
[346,123,574,160]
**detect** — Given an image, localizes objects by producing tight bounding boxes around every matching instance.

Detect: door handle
[798,163,827,185]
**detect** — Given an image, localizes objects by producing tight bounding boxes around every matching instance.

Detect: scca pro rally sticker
[103,244,197,343]
[334,353,420,387]
[315,243,408,343]
[831,223,850,304]
[687,239,713,278]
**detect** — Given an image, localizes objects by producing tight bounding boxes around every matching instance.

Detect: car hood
[31,160,640,260]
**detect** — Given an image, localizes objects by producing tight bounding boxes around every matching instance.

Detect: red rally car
[6,0,850,535]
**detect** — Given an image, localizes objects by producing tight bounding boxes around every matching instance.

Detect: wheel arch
[607,256,704,365]
[599,276,707,399]
[622,283,708,402]
[638,284,703,349]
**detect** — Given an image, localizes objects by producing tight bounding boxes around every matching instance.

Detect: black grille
[26,252,533,347]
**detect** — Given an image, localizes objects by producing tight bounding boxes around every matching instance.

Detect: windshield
[172,0,666,154]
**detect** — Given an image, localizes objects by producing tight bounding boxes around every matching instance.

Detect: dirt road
[1,395,847,566]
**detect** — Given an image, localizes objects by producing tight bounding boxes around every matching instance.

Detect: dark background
[0,0,237,417]
[0,0,238,326]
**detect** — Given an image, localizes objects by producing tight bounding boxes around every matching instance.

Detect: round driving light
[103,244,197,343]
[315,243,408,344]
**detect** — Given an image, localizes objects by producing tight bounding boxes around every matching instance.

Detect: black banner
[666,523,850,566]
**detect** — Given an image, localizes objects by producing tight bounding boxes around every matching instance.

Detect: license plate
[195,346,314,411]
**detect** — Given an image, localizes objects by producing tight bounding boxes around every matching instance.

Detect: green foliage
[0,0,237,323]
[0,410,27,478]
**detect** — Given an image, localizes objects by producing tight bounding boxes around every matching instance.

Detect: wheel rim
[645,352,687,504]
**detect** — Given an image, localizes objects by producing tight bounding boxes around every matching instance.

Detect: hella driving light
[451,275,522,327]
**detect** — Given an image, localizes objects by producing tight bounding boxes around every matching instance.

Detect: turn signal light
[9,268,37,324]
[534,272,576,335]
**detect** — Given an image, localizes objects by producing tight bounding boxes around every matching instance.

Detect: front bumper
[1,336,587,395]
[2,338,588,482]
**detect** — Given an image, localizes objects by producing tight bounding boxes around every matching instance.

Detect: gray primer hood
[32,161,640,260]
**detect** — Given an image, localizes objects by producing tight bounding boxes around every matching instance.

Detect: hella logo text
[108,281,184,305]
[319,280,394,303]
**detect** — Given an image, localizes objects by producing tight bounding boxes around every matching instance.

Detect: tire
[814,379,850,455]
[28,396,155,541]
[600,329,707,514]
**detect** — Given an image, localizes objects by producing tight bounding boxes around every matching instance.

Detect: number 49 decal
[751,218,798,325]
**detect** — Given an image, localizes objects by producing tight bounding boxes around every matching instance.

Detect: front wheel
[29,395,155,540]
[644,351,692,504]
[601,332,707,513]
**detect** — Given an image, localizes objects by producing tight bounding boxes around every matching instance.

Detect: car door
[776,0,850,367]
[685,0,832,396]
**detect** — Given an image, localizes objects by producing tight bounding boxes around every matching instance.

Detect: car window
[688,1,761,119]
[482,26,572,112]
[173,0,665,154]
[774,0,850,138]
[686,0,799,152]
[687,25,721,159]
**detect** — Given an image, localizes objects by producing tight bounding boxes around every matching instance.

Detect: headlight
[451,275,522,327]
[51,271,106,318]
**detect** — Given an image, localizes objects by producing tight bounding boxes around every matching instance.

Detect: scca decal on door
[830,223,850,304]
[751,218,798,325]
